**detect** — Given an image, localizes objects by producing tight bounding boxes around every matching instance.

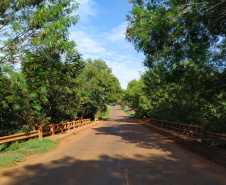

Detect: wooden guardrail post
[188,125,191,136]
[179,123,181,133]
[67,122,70,131]
[143,116,146,122]
[60,123,64,133]
[51,124,55,135]
[200,127,204,142]
[190,126,193,137]
[38,126,43,139]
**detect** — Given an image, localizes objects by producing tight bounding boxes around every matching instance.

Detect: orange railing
[144,118,226,142]
[0,118,99,144]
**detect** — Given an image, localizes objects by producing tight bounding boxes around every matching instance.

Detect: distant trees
[76,59,122,120]
[122,79,148,117]
[124,0,226,134]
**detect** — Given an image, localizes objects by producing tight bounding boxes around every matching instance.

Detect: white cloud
[76,0,98,22]
[69,20,145,89]
[106,59,143,89]
[107,22,128,42]
[70,30,115,59]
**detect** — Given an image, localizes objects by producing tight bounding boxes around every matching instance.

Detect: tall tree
[0,0,81,135]
[24,49,84,123]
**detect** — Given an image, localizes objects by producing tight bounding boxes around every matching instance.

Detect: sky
[69,0,146,89]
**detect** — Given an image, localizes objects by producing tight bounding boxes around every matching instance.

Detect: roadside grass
[95,105,111,120]
[0,138,60,169]
[118,106,134,116]
[73,132,80,136]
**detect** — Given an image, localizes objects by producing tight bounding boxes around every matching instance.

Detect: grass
[118,106,135,116]
[95,105,111,120]
[0,138,60,169]
[72,132,80,136]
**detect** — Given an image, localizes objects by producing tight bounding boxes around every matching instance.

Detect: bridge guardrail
[0,118,98,144]
[144,118,226,142]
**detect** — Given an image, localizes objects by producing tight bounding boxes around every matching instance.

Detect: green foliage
[0,0,79,63]
[122,79,149,117]
[21,50,85,126]
[119,106,135,116]
[76,59,122,120]
[0,0,81,135]
[123,64,226,134]
[0,57,121,136]
[0,1,122,136]
[126,0,226,68]
[96,105,112,120]
[124,0,226,144]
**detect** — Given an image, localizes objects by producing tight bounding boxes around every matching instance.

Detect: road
[0,106,226,185]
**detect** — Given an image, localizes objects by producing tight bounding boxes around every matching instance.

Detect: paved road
[1,106,226,185]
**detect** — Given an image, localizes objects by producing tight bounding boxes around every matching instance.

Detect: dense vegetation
[1,0,225,139]
[0,0,121,137]
[122,0,226,134]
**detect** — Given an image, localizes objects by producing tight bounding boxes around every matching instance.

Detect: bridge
[0,106,225,185]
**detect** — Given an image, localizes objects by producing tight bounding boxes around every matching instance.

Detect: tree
[122,79,149,117]
[126,0,226,68]
[76,59,122,119]
[125,1,226,135]
[0,0,81,135]
[0,65,29,136]
[0,0,79,64]
[22,49,84,125]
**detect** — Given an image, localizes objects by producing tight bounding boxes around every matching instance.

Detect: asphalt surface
[0,106,226,185]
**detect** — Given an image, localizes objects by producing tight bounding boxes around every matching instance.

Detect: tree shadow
[1,154,225,185]
[93,121,170,152]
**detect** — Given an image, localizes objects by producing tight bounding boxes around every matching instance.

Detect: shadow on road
[2,153,223,185]
[93,122,170,152]
[1,106,225,185]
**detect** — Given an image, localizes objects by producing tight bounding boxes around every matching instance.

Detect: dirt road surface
[0,106,226,185]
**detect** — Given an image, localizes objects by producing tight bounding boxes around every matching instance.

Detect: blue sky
[69,0,145,89]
